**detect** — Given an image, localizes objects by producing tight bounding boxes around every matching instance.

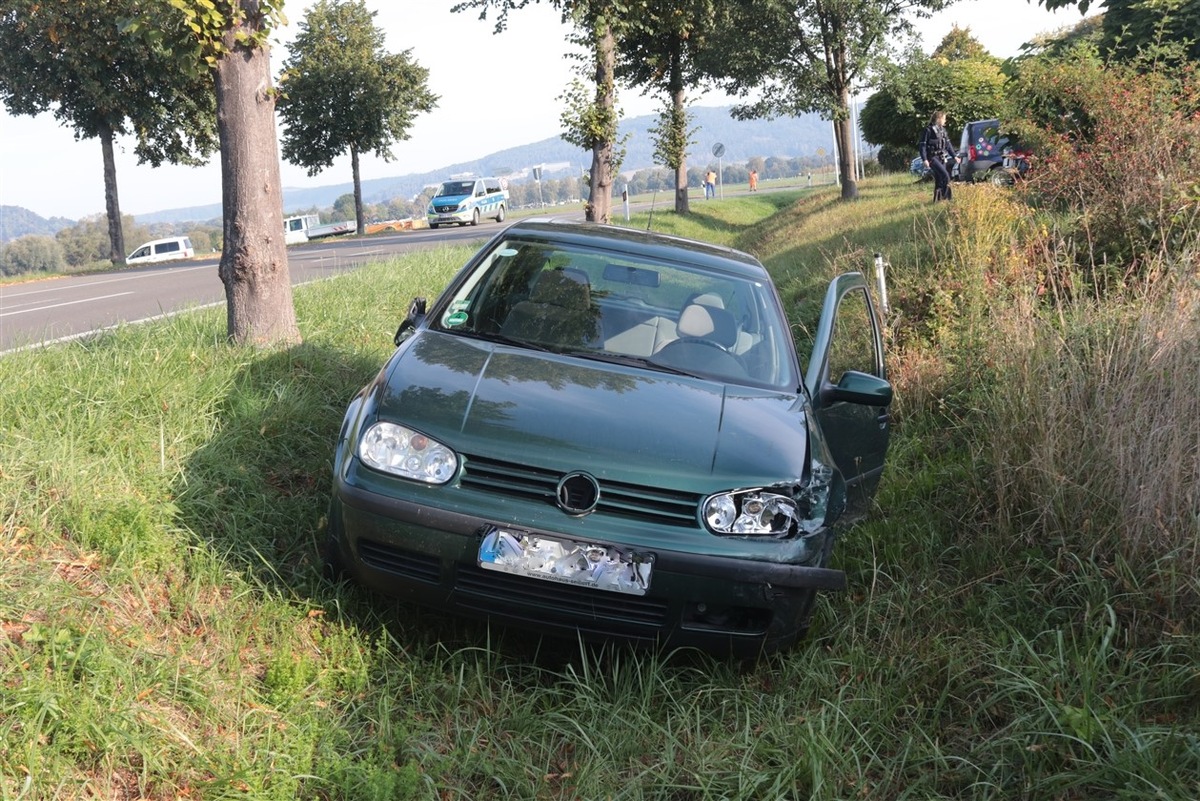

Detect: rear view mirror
[821,370,893,407]
[603,263,660,287]
[394,297,427,346]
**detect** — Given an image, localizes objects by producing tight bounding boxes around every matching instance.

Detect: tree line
[3,0,1196,347]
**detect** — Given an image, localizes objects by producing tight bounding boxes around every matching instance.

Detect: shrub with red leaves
[1005,51,1200,284]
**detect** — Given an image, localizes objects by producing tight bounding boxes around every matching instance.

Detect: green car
[327,219,892,656]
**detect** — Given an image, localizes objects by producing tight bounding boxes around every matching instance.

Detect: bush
[892,180,1200,608]
[876,144,911,172]
[0,234,66,275]
[1007,52,1200,282]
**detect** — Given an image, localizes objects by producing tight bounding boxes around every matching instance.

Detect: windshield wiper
[562,350,702,378]
[448,329,553,352]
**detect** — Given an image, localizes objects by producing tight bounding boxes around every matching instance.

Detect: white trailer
[284,214,357,244]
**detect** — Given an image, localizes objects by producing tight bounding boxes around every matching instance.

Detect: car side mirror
[394,296,427,346]
[820,370,893,407]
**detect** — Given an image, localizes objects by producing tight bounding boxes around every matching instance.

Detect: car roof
[500,218,770,281]
[135,237,189,246]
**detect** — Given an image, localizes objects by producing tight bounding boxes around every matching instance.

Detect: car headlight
[358,422,458,484]
[704,490,799,537]
[703,460,834,539]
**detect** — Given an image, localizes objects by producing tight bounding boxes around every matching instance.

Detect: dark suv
[956,119,1026,183]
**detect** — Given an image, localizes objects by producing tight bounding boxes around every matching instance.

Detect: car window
[157,241,180,254]
[827,286,881,383]
[434,237,798,390]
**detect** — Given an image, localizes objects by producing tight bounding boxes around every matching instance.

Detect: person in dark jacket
[919,110,960,202]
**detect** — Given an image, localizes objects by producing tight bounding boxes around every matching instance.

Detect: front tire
[322,500,348,583]
[429,223,439,230]
[495,204,506,223]
[988,167,1015,187]
[471,208,480,226]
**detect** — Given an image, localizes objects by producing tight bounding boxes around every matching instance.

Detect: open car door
[804,273,893,521]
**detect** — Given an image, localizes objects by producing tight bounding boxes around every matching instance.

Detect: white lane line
[0,264,213,298]
[0,300,225,357]
[0,291,134,318]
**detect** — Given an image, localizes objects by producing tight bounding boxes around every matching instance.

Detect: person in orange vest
[704,169,717,199]
[749,169,758,192]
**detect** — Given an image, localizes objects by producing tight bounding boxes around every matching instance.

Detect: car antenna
[646,189,657,231]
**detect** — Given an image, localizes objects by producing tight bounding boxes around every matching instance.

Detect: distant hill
[140,106,835,224]
[1,205,76,244]
[3,106,837,235]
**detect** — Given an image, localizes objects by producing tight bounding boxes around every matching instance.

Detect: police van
[426,177,508,229]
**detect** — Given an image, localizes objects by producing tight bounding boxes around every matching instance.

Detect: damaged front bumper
[330,477,846,657]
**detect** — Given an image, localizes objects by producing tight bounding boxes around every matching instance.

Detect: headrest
[690,292,725,309]
[677,303,738,348]
[530,269,591,309]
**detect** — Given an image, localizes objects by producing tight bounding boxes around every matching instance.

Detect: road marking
[0,264,212,298]
[0,291,135,318]
[0,300,225,357]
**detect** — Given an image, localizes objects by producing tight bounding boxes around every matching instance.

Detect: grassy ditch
[1,176,1197,799]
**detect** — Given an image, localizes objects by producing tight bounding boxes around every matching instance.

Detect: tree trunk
[670,48,690,215]
[834,86,858,201]
[214,7,300,347]
[586,21,616,224]
[351,143,364,237]
[101,126,126,265]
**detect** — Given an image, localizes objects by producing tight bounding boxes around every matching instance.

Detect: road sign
[712,143,725,158]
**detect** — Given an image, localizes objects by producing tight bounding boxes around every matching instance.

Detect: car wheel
[495,204,506,223]
[321,504,348,583]
[430,223,439,230]
[471,208,480,226]
[988,167,1015,187]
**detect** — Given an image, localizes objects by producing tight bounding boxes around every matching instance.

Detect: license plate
[478,527,652,595]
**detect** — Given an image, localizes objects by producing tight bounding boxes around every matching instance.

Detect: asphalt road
[0,187,789,354]
[0,219,544,354]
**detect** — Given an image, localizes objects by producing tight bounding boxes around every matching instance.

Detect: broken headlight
[358,422,458,484]
[703,461,834,539]
[704,490,799,537]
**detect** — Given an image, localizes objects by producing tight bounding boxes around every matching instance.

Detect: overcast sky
[0,0,1086,220]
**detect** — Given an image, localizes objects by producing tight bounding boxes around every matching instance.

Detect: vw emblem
[556,472,600,516]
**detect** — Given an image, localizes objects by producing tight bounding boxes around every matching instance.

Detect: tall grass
[2,183,1198,799]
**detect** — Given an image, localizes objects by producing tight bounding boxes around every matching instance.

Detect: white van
[127,236,194,265]
[426,177,508,229]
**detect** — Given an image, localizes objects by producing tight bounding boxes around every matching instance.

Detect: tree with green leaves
[860,29,1007,163]
[1037,0,1199,65]
[277,0,437,238]
[0,0,217,265]
[557,23,625,225]
[168,0,298,347]
[707,0,953,200]
[454,0,631,223]
[617,0,724,214]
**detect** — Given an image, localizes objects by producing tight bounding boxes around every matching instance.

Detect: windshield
[438,181,475,197]
[433,236,798,390]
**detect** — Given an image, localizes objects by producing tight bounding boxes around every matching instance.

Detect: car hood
[431,193,470,205]
[372,332,809,487]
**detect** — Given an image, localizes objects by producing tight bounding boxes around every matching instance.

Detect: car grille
[460,455,701,526]
[434,204,456,213]
[455,564,669,628]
